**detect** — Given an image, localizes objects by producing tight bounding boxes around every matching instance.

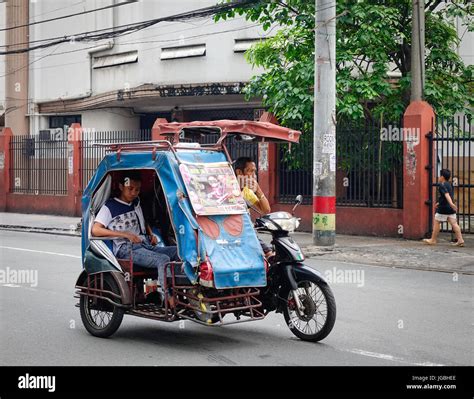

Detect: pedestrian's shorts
[435,213,456,222]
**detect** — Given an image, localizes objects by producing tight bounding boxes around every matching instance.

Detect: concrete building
[1,1,472,134]
[2,0,270,135]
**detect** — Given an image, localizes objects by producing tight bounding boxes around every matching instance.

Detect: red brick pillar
[68,123,82,216]
[402,101,435,239]
[0,128,13,212]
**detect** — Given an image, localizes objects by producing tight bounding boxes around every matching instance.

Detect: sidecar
[74,119,300,337]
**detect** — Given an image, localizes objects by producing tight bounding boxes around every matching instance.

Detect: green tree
[216,0,473,132]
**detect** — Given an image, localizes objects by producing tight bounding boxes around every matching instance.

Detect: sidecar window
[92,169,177,246]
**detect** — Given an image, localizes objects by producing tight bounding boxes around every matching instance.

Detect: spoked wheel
[283,279,336,342]
[79,273,125,338]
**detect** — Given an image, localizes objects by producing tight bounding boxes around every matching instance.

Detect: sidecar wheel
[79,273,125,338]
[283,279,336,342]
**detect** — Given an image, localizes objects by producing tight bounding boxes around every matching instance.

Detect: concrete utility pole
[411,0,425,101]
[313,0,336,246]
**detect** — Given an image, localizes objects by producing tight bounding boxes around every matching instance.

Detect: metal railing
[80,129,151,191]
[428,115,473,234]
[277,120,404,208]
[9,134,68,195]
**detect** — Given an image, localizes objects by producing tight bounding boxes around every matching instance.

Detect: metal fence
[80,129,151,191]
[9,134,69,195]
[428,115,473,234]
[278,120,404,208]
[277,142,312,204]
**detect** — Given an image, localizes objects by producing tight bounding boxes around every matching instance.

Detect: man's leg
[147,246,180,307]
[431,220,441,243]
[150,246,179,261]
[424,219,441,244]
[258,238,275,259]
[447,217,464,245]
[122,244,171,288]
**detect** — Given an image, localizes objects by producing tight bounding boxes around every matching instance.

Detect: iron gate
[427,115,473,235]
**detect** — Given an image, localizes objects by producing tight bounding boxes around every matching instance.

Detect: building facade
[2,0,271,135]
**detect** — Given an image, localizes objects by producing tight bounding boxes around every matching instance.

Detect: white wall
[28,0,267,102]
[457,18,473,66]
[81,108,139,130]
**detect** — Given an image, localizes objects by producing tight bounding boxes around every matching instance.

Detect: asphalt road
[0,230,472,366]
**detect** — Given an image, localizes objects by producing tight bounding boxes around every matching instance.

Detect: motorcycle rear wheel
[79,273,125,338]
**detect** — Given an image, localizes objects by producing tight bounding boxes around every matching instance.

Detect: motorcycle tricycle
[75,119,336,341]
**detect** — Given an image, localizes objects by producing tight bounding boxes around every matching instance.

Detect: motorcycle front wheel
[282,277,336,342]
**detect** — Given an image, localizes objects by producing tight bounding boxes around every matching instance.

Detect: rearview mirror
[292,195,303,213]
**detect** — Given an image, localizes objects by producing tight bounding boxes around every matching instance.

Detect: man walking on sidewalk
[423,168,465,247]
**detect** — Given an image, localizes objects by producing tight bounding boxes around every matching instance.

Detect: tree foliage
[216,0,473,134]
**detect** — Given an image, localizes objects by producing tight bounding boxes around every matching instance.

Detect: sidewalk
[291,232,474,275]
[1,212,473,275]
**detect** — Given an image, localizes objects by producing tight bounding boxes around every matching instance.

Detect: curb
[301,245,474,275]
[0,226,81,237]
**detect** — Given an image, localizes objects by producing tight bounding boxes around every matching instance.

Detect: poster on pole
[322,133,335,154]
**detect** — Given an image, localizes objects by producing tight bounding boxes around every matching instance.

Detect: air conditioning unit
[38,128,63,141]
[22,138,35,157]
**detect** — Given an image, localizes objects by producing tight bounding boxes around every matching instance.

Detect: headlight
[273,217,300,232]
[263,219,279,231]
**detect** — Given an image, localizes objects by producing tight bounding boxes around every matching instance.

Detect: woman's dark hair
[234,157,253,173]
[440,169,451,181]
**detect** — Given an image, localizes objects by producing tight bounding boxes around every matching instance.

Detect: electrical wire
[0,0,262,54]
[0,0,86,29]
[0,0,137,32]
[0,19,260,78]
[0,21,264,80]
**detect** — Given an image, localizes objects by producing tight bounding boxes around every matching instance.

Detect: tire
[282,277,336,342]
[79,273,125,338]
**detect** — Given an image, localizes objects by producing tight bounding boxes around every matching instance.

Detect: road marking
[0,246,81,259]
[346,348,445,366]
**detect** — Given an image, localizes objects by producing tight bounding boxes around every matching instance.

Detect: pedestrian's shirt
[95,197,146,255]
[436,182,455,214]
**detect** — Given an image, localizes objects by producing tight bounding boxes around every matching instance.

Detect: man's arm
[444,193,458,212]
[254,186,271,214]
[91,222,142,243]
[145,224,158,245]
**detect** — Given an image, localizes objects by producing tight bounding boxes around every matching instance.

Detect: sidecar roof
[153,119,301,144]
